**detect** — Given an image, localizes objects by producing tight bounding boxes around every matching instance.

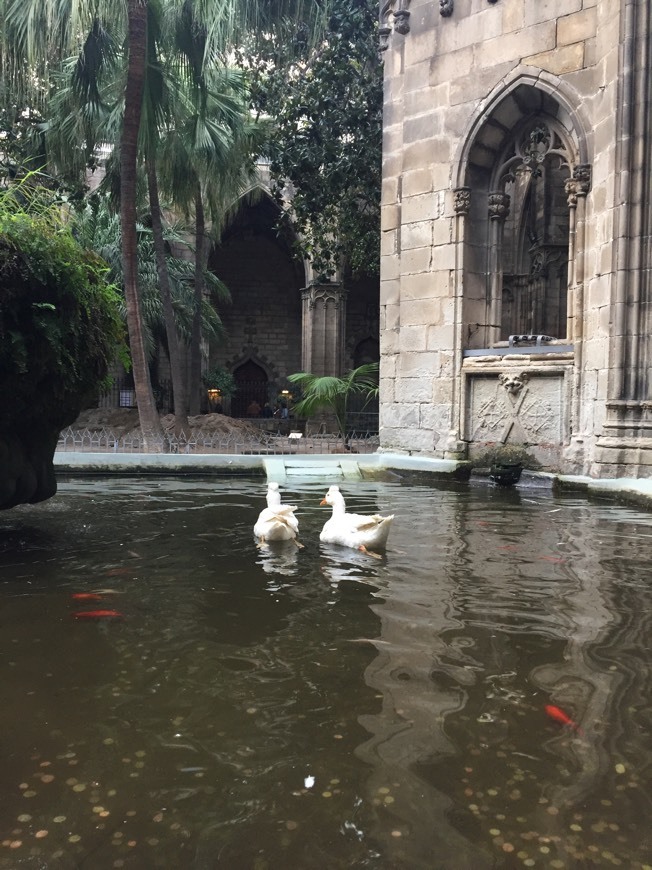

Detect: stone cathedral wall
[379,0,651,476]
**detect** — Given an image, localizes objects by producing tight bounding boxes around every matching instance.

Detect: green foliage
[202,366,237,398]
[72,195,231,358]
[288,362,379,437]
[0,186,126,430]
[246,0,381,279]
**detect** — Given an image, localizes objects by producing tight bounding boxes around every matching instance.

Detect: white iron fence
[56,425,380,455]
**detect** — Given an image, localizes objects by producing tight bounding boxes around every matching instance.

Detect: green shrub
[0,189,126,432]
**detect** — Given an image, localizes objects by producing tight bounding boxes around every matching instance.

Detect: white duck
[254,482,301,546]
[319,485,394,557]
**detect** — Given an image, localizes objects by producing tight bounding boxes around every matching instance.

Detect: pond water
[1,475,651,870]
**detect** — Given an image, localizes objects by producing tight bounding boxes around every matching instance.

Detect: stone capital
[488,191,511,221]
[573,163,592,196]
[301,282,347,311]
[454,186,471,216]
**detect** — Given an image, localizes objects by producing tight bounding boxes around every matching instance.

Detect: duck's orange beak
[319,498,328,505]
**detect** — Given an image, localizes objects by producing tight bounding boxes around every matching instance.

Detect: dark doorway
[232,360,269,418]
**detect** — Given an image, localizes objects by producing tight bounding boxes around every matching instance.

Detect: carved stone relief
[454,186,471,216]
[439,0,499,16]
[468,373,564,446]
[379,0,411,51]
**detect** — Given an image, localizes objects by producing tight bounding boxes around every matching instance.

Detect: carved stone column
[565,164,591,453]
[446,187,473,458]
[488,191,510,345]
[301,283,347,377]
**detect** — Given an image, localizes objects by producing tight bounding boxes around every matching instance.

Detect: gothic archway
[453,75,590,351]
[232,359,269,417]
[207,193,305,394]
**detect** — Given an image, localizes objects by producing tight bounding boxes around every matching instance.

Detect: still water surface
[1,476,651,869]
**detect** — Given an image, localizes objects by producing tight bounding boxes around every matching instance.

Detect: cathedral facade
[379,0,651,476]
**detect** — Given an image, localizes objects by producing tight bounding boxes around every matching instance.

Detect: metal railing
[56,425,380,455]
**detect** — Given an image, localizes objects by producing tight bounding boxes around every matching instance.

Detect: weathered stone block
[401,297,441,326]
[398,351,440,377]
[399,325,428,352]
[382,403,421,429]
[401,270,447,301]
[524,42,585,76]
[402,191,446,225]
[399,376,433,402]
[381,204,401,232]
[525,0,581,27]
[437,9,503,54]
[402,220,433,250]
[380,278,400,306]
[401,246,434,275]
[381,228,399,257]
[558,7,597,45]
[477,23,556,68]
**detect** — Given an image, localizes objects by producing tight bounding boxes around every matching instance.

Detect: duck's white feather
[254,483,299,542]
[319,485,393,552]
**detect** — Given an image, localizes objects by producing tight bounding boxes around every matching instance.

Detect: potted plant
[475,444,538,486]
[288,363,379,450]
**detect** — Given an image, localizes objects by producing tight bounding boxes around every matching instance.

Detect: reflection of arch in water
[232,359,269,417]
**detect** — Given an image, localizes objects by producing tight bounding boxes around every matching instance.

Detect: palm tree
[2,0,328,444]
[120,0,164,448]
[288,362,379,448]
[73,196,230,366]
[158,58,269,414]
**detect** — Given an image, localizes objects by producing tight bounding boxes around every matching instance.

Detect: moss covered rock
[0,206,125,509]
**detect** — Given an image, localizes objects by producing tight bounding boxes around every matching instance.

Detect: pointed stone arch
[207,191,305,397]
[451,70,591,350]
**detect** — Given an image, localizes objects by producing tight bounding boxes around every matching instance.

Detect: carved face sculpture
[499,372,529,396]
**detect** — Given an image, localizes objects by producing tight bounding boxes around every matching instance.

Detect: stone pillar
[301,283,347,376]
[446,187,472,458]
[488,191,511,345]
[565,164,591,459]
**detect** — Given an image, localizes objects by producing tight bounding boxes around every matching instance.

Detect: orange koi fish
[545,704,583,735]
[72,610,124,620]
[71,593,105,601]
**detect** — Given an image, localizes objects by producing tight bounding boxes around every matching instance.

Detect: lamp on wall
[207,388,222,410]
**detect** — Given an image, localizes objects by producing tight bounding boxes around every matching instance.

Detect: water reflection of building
[350,491,493,868]
[353,483,652,863]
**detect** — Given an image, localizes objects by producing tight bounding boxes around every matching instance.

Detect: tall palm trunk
[121,0,163,451]
[189,183,207,415]
[146,157,189,436]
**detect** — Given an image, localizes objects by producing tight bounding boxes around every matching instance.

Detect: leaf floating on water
[615,763,626,774]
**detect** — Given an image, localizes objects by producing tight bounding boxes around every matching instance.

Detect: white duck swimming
[319,485,394,557]
[254,482,301,546]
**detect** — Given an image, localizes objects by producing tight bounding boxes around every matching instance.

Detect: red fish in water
[71,593,105,601]
[72,610,124,621]
[545,704,583,735]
